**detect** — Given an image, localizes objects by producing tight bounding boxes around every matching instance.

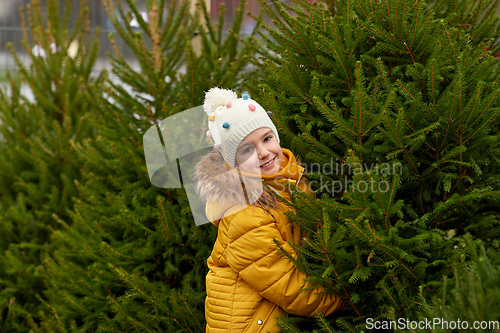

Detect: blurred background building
[4,0,496,80]
[0,0,277,77]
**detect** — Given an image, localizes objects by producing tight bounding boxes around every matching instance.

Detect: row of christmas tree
[0,0,499,332]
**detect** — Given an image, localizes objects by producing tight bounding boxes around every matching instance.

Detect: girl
[193,88,344,333]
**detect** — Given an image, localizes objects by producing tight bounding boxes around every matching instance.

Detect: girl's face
[235,127,283,175]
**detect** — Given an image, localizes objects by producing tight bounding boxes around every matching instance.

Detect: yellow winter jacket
[193,148,344,333]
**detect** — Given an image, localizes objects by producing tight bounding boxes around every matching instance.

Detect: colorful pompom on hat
[203,87,279,169]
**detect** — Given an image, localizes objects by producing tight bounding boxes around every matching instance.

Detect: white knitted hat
[203,87,279,169]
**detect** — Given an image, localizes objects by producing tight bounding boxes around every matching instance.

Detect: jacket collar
[225,148,305,194]
[193,148,304,225]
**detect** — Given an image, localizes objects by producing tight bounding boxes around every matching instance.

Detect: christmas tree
[0,0,104,331]
[38,0,263,331]
[410,234,500,333]
[246,0,500,331]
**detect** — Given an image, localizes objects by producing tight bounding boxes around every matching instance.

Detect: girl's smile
[235,127,283,175]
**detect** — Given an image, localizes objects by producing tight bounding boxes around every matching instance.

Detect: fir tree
[0,0,103,331]
[38,0,263,331]
[406,234,500,333]
[246,0,500,331]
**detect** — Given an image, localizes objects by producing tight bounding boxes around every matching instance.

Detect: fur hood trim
[192,148,305,224]
[192,150,279,222]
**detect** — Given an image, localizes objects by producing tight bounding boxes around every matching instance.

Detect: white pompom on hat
[203,87,280,169]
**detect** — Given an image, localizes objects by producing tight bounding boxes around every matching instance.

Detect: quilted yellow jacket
[193,148,344,333]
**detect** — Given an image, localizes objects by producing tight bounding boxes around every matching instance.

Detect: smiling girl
[193,87,344,333]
